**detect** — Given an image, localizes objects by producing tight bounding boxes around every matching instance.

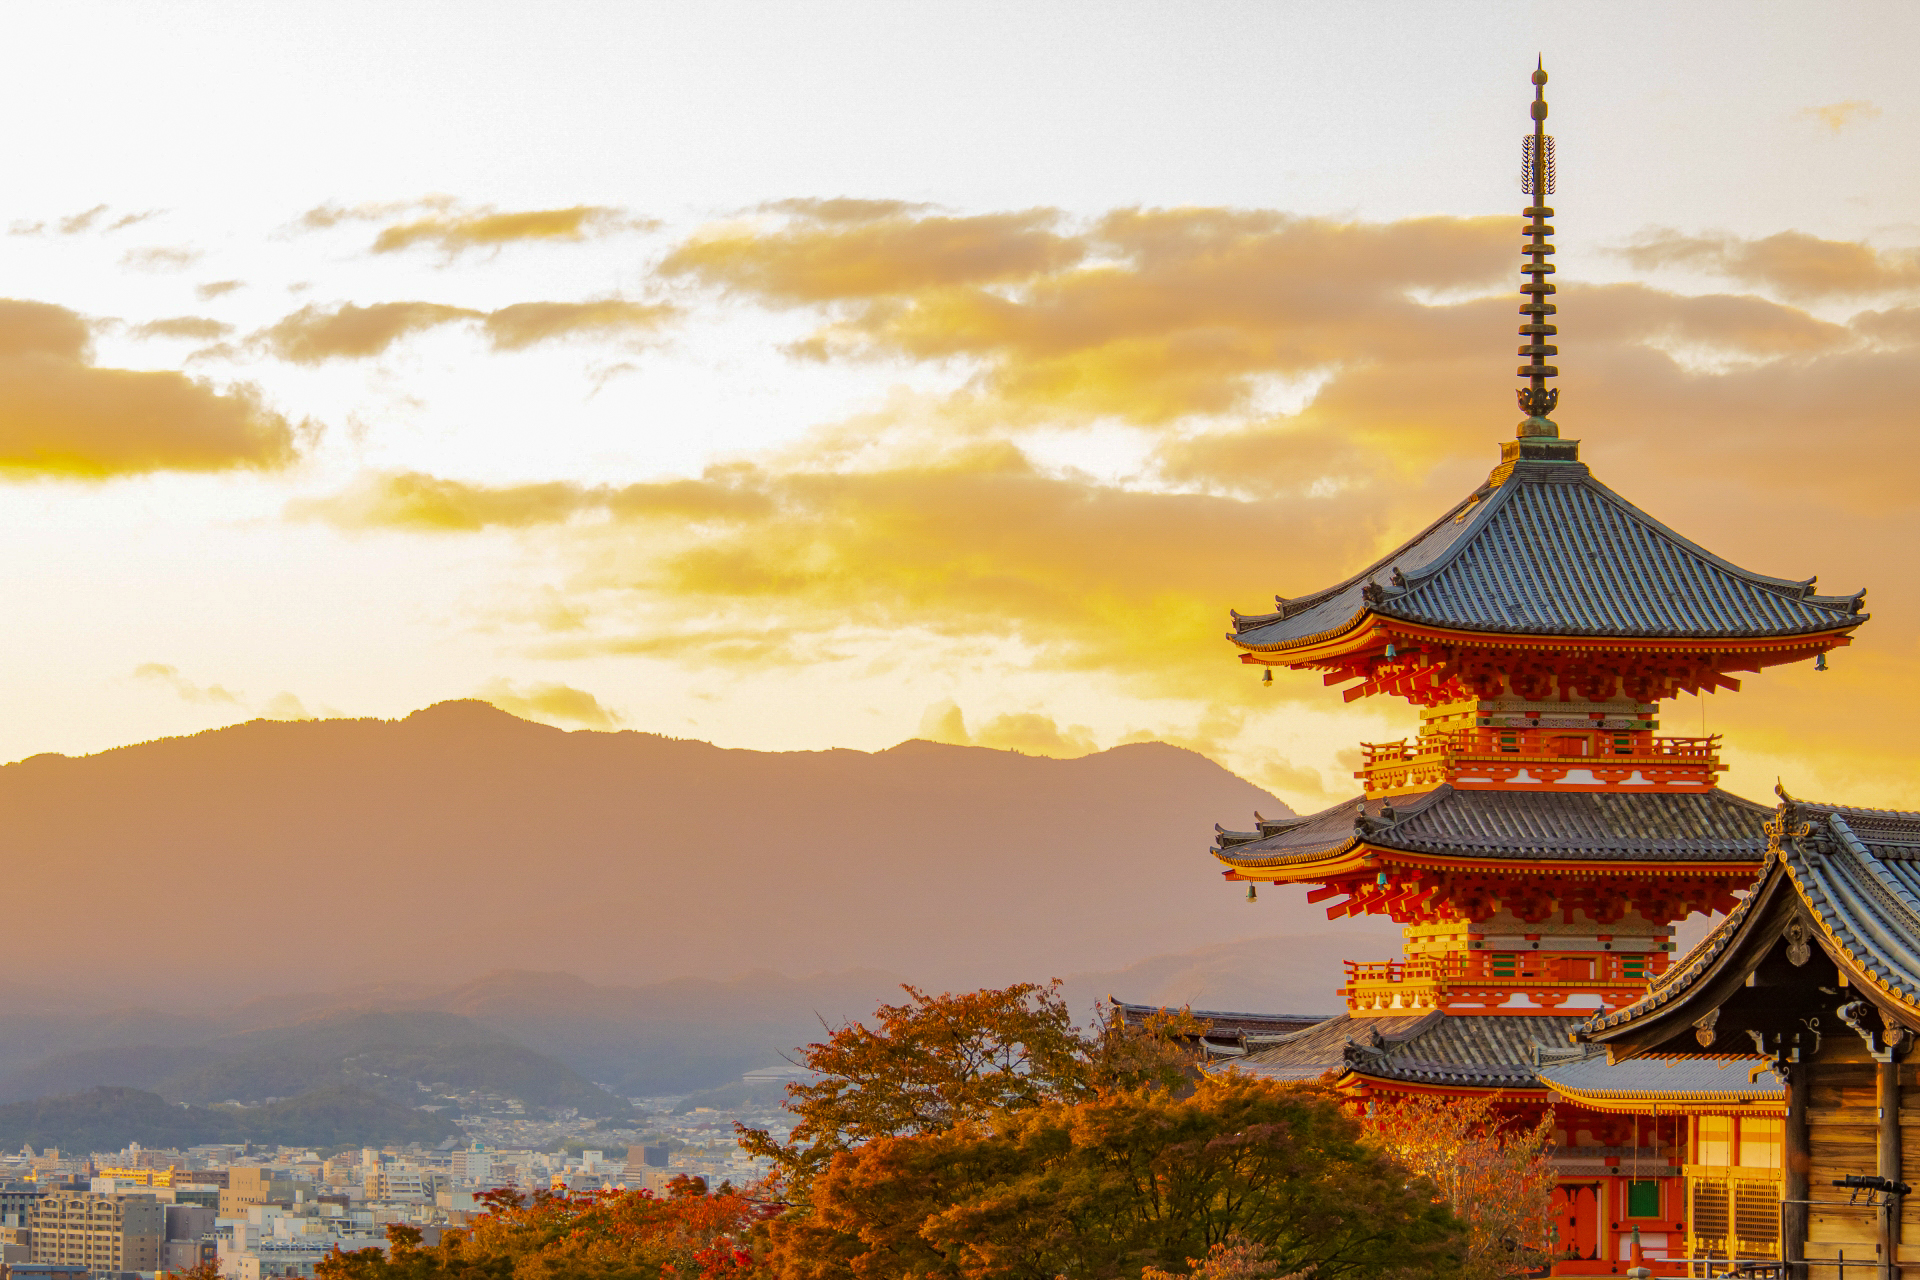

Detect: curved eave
[1233,614,1865,664]
[1543,1085,1783,1115]
[1782,857,1920,1027]
[1215,838,1762,882]
[1333,1067,1549,1098]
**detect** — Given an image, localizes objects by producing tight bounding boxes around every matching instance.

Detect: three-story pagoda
[1205,65,1869,1273]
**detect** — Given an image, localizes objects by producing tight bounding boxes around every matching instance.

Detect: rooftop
[1214,784,1771,871]
[1230,460,1866,655]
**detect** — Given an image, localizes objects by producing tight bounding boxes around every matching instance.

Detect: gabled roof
[1580,797,1920,1054]
[1231,459,1866,653]
[1214,785,1770,871]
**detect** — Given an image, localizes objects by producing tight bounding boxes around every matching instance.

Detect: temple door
[1552,1181,1603,1262]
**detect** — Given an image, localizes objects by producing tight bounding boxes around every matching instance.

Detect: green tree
[762,1074,1466,1280]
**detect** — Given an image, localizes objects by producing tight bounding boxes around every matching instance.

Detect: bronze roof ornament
[1517,59,1560,438]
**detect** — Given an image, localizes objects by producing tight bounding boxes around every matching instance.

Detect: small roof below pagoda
[1230,1010,1573,1089]
[1231,458,1866,654]
[1214,785,1770,871]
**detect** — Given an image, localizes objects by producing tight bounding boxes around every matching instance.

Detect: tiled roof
[1226,1008,1786,1101]
[1231,459,1866,652]
[1231,1011,1573,1088]
[1107,999,1328,1038]
[1537,1053,1781,1105]
[1214,785,1770,869]
[1583,798,1920,1037]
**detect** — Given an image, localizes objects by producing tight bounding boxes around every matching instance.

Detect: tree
[1362,1093,1556,1280]
[312,1180,771,1280]
[1141,1239,1307,1280]
[739,982,1204,1194]
[762,1073,1466,1280]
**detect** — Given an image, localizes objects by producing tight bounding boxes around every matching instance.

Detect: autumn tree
[762,1073,1466,1280]
[739,981,1205,1194]
[1363,1093,1556,1280]
[313,1179,771,1280]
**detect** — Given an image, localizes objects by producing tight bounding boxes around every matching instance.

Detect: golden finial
[1517,59,1559,437]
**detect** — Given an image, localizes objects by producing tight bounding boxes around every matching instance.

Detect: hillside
[0,702,1296,997]
[0,1009,631,1117]
[0,1085,457,1153]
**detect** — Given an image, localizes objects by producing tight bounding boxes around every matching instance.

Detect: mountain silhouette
[0,701,1300,999]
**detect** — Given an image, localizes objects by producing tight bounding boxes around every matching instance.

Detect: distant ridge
[0,701,1305,998]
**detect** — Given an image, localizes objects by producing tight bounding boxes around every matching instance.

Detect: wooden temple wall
[1799,1037,1920,1274]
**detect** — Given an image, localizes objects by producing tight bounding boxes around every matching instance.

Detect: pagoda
[1206,65,1870,1274]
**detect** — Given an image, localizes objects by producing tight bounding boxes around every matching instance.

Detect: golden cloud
[478,678,621,729]
[372,205,646,255]
[0,299,297,477]
[915,700,1098,757]
[662,206,1513,423]
[133,662,243,706]
[260,297,674,363]
[481,300,676,351]
[261,301,480,363]
[131,316,234,342]
[661,205,1083,301]
[1615,229,1920,302]
[120,246,203,272]
[196,280,244,300]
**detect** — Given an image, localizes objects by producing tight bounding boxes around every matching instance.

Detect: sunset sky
[7,2,1920,812]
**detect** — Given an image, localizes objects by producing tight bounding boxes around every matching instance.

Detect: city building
[27,1189,162,1273]
[1201,64,1866,1276]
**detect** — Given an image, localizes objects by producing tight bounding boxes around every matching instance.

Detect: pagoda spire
[1517,59,1560,437]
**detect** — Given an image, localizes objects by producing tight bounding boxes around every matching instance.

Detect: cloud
[914,700,1098,757]
[372,205,650,256]
[292,445,1385,702]
[120,246,203,272]
[480,299,676,351]
[131,316,234,341]
[258,298,674,362]
[1802,100,1880,132]
[0,299,298,477]
[59,205,109,235]
[261,692,312,720]
[478,679,621,729]
[662,205,1083,301]
[660,205,1512,423]
[196,280,244,300]
[260,301,480,363]
[1614,229,1920,302]
[133,663,243,706]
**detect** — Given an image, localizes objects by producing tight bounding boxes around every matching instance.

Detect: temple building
[1580,795,1920,1275]
[1202,65,1869,1275]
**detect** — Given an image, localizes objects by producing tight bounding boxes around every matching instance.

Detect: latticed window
[1735,1181,1781,1246]
[1692,1178,1732,1250]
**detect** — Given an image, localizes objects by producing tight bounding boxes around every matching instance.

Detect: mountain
[0,702,1296,997]
[0,1085,458,1153]
[0,1009,631,1118]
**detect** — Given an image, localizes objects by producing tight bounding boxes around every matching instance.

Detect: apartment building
[27,1189,162,1272]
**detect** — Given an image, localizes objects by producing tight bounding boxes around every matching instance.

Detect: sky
[3,0,1919,812]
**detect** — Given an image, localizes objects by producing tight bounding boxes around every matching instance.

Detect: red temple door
[1552,1181,1602,1263]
